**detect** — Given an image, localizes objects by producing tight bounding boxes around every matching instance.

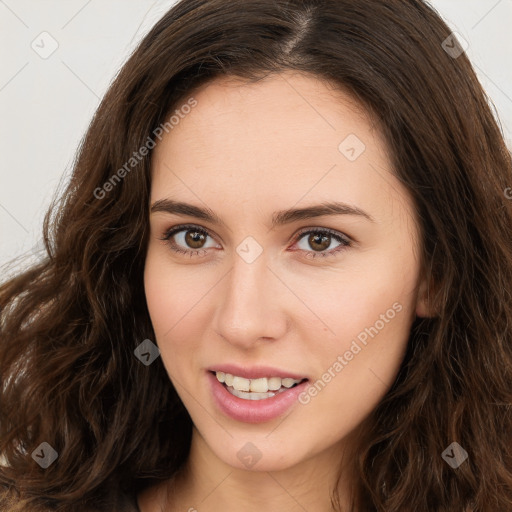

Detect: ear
[415,274,437,318]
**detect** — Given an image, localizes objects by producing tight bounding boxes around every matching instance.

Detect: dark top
[98,487,140,512]
[120,490,141,512]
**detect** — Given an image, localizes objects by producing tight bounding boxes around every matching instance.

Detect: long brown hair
[1,1,512,510]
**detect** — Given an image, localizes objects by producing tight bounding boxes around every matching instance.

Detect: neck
[159,427,356,512]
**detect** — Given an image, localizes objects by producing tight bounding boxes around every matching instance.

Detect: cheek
[305,260,417,349]
[313,293,412,391]
[306,253,418,388]
[299,297,412,444]
[143,250,207,371]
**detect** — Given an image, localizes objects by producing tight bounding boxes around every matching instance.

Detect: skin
[141,71,431,512]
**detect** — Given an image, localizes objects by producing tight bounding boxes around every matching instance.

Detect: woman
[1,0,511,510]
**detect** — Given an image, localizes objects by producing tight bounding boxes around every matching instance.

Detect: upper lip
[208,364,308,381]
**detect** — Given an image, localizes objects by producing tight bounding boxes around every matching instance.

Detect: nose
[213,249,289,349]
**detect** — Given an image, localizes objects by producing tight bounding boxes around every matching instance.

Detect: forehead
[150,71,411,223]
[155,71,378,159]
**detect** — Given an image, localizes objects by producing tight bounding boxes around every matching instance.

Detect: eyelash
[159,223,352,259]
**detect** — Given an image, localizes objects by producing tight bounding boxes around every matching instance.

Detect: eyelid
[294,226,352,244]
[160,223,353,241]
[159,223,353,257]
[160,223,218,245]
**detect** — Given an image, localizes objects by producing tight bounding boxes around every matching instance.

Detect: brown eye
[160,224,351,259]
[184,229,207,249]
[294,228,351,259]
[307,233,331,252]
[160,225,218,256]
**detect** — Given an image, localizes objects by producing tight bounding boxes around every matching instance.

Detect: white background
[1,0,511,274]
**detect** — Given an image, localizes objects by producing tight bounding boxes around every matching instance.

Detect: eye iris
[185,230,206,249]
[309,233,330,251]
[172,229,341,254]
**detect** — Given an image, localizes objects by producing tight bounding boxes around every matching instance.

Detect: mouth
[209,370,309,401]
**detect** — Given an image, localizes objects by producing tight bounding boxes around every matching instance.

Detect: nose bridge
[214,241,287,347]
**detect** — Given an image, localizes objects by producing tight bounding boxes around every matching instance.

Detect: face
[144,71,429,473]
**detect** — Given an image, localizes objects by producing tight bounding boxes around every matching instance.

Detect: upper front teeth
[215,372,302,392]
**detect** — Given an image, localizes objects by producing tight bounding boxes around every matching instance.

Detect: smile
[208,370,310,423]
[215,371,305,400]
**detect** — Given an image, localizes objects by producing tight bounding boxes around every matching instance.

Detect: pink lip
[207,371,309,424]
[207,364,308,380]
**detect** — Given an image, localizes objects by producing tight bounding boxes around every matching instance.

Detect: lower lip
[207,371,309,424]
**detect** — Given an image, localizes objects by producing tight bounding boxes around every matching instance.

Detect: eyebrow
[150,199,375,228]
